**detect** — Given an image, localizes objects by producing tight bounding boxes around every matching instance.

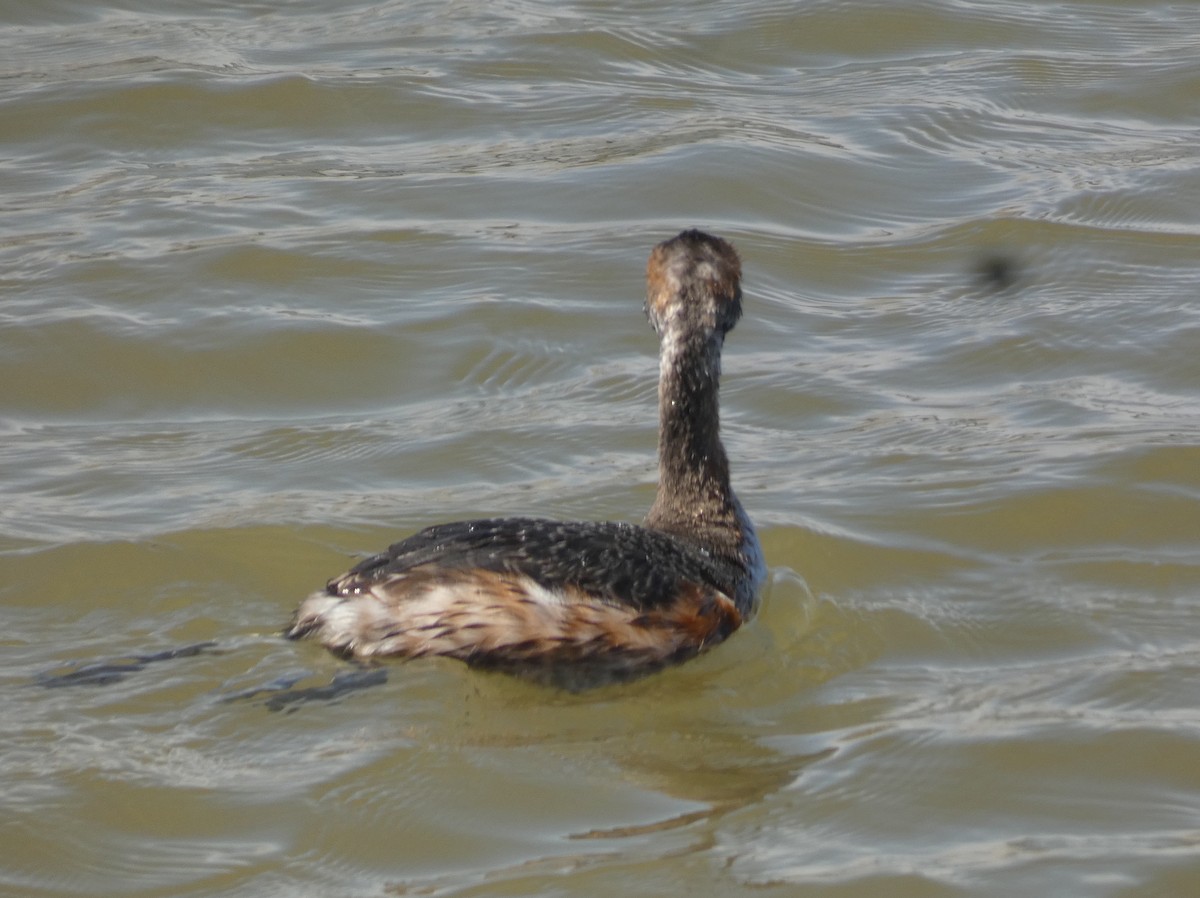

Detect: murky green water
[3,1,1198,895]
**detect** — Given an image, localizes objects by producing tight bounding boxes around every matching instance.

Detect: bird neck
[646,329,741,555]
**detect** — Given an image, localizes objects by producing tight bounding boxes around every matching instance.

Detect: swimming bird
[287,229,765,688]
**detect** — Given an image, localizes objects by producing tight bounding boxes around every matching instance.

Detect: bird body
[288,230,764,688]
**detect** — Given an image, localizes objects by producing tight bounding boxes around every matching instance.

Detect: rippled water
[3,1,1199,895]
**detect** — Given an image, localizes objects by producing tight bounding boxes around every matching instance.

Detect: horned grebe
[287,230,765,688]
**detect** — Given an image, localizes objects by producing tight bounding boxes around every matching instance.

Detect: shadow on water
[222,665,390,712]
[34,639,390,711]
[34,640,224,688]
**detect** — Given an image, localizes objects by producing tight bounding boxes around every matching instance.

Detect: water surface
[2,1,1199,896]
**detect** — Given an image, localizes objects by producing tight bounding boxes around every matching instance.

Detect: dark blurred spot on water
[974,252,1020,291]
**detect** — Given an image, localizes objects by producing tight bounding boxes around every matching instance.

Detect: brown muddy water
[2,1,1199,896]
